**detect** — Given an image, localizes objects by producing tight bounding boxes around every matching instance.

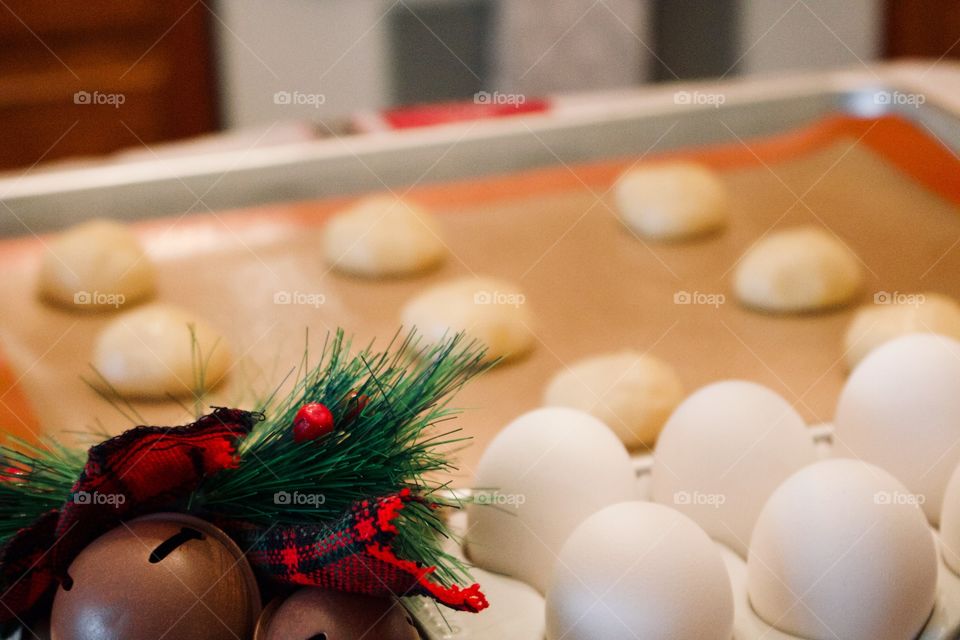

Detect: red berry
[1,465,24,483]
[292,403,335,443]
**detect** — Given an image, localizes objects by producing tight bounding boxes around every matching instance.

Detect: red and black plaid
[235,488,487,613]
[0,407,257,625]
[0,407,488,628]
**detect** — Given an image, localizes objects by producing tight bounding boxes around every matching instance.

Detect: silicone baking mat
[1,114,959,482]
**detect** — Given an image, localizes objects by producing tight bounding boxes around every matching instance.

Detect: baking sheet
[1,115,959,483]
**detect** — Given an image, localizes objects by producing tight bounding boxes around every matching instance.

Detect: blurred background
[0,0,956,171]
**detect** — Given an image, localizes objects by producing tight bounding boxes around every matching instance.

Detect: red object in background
[293,403,336,442]
[354,96,550,132]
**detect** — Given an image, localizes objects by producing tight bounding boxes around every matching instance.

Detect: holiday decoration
[51,513,261,640]
[292,402,335,442]
[254,588,419,640]
[0,330,491,638]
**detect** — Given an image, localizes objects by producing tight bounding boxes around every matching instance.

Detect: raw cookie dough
[843,292,960,369]
[38,219,155,311]
[734,226,863,313]
[92,305,232,399]
[614,161,729,240]
[323,196,446,277]
[401,276,534,363]
[542,350,684,448]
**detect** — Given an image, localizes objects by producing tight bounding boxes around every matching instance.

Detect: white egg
[748,459,938,640]
[834,333,960,523]
[464,408,636,593]
[940,463,960,575]
[546,501,734,640]
[651,380,817,556]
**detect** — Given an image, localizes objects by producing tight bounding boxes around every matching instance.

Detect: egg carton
[414,424,960,640]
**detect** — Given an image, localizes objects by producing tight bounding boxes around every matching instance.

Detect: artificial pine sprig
[0,439,84,543]
[194,329,490,584]
[0,329,490,589]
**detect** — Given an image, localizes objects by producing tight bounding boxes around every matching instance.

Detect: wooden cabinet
[886,1,960,59]
[0,1,218,170]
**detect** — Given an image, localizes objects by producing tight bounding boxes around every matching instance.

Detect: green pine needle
[195,329,492,585]
[0,329,491,589]
[0,438,85,543]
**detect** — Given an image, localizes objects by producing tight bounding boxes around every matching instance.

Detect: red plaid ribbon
[0,408,487,627]
[234,488,487,613]
[0,408,256,625]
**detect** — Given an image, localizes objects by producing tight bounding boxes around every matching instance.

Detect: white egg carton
[415,424,960,640]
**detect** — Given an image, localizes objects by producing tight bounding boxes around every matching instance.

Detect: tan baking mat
[1,115,959,484]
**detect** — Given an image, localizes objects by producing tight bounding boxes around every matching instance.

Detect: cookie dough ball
[323,196,446,277]
[92,305,231,399]
[734,226,863,313]
[844,292,960,370]
[38,219,155,311]
[543,351,684,448]
[614,162,729,240]
[401,276,534,363]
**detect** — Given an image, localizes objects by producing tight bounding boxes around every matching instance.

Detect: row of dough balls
[38,198,447,312]
[35,220,231,398]
[615,161,868,313]
[615,163,960,364]
[326,170,869,315]
[38,178,865,317]
[328,182,864,315]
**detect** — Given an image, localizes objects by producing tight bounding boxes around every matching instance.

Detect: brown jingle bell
[50,513,261,640]
[254,588,421,640]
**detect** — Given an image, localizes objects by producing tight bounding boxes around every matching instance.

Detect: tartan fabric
[235,488,488,613]
[0,406,488,629]
[0,511,58,629]
[0,408,257,625]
